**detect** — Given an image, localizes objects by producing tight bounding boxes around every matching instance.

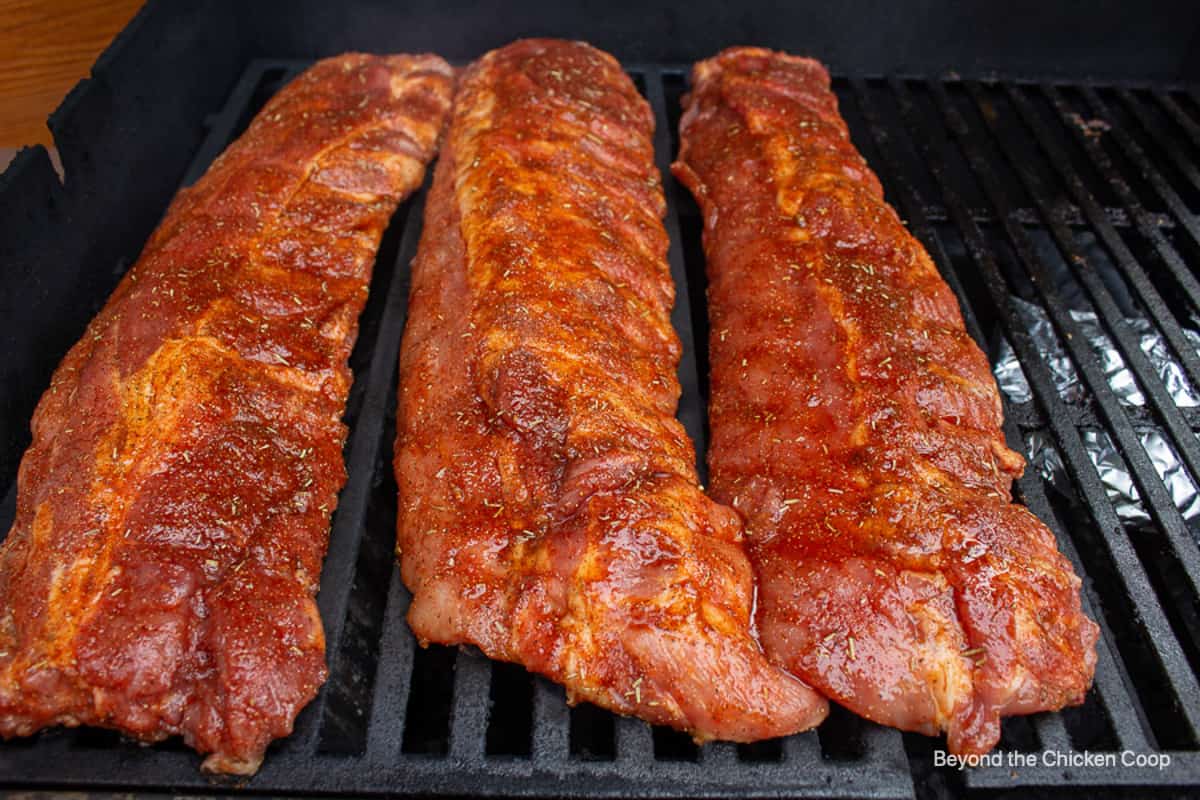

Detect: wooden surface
[0,0,145,148]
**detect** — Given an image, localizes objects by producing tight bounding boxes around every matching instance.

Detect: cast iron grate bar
[1153,89,1200,152]
[1079,88,1200,244]
[363,572,417,764]
[448,649,492,762]
[1039,85,1200,317]
[922,204,1171,229]
[3,58,1200,798]
[532,677,571,764]
[964,81,1200,421]
[1117,89,1200,198]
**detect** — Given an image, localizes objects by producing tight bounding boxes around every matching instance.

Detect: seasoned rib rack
[673,47,1098,755]
[394,38,826,744]
[0,53,453,774]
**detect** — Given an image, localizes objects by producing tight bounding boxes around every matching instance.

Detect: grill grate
[2,59,1200,798]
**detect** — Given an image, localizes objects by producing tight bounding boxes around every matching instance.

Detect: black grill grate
[2,59,1200,798]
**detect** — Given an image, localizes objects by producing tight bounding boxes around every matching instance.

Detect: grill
[2,6,1200,799]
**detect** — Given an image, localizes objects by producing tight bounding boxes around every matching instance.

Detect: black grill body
[1,3,1200,798]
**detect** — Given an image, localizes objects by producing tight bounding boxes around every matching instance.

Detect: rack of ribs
[672,47,1098,755]
[0,53,453,774]
[394,38,827,741]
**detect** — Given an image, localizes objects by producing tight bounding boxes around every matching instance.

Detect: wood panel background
[0,0,144,148]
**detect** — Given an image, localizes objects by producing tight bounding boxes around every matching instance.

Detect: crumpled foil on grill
[994,297,1200,407]
[994,297,1200,523]
[1024,428,1200,524]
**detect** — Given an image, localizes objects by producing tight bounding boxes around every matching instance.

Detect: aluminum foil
[994,297,1200,524]
[1024,428,1200,524]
